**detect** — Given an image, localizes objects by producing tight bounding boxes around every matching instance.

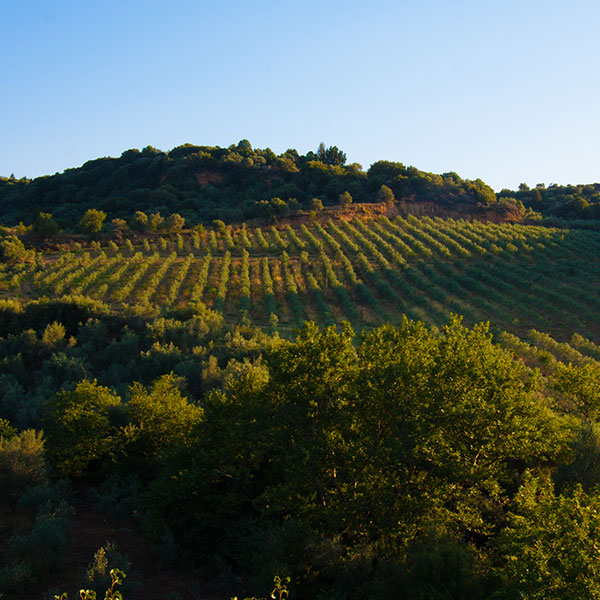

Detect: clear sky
[2,0,599,191]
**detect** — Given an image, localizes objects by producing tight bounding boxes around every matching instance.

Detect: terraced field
[8,215,600,341]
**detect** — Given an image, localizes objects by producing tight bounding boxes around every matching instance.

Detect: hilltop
[3,141,599,233]
[0,141,518,228]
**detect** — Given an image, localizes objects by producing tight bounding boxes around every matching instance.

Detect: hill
[2,144,600,599]
[0,141,513,228]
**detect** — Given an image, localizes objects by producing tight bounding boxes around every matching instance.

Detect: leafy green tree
[79,209,106,235]
[0,236,34,265]
[81,543,130,596]
[131,211,149,231]
[0,418,17,439]
[353,319,569,543]
[339,190,353,207]
[498,475,600,599]
[0,429,46,509]
[145,318,570,594]
[44,380,122,477]
[32,212,59,237]
[111,218,128,241]
[149,211,164,231]
[309,197,323,212]
[166,213,185,233]
[531,187,543,207]
[552,361,600,420]
[377,184,395,204]
[317,143,347,166]
[41,321,67,350]
[57,568,126,600]
[126,374,202,466]
[554,420,600,491]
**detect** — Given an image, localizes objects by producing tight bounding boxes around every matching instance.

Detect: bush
[79,209,107,235]
[0,429,46,509]
[0,236,34,265]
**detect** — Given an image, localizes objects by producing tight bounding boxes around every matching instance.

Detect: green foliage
[0,236,34,265]
[42,320,67,350]
[0,560,32,595]
[79,209,107,235]
[90,472,139,520]
[553,361,600,419]
[111,218,128,236]
[232,575,291,600]
[0,429,46,508]
[1,480,73,594]
[338,190,352,207]
[145,318,570,595]
[149,211,164,231]
[0,417,17,439]
[33,212,60,237]
[309,197,323,212]
[131,211,149,231]
[6,500,71,577]
[554,420,600,491]
[498,475,600,599]
[1,210,600,596]
[377,184,395,204]
[369,532,491,600]
[4,139,596,227]
[166,212,185,233]
[44,380,122,477]
[126,373,202,467]
[316,143,347,166]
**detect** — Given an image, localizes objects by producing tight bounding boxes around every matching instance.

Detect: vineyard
[6,215,600,342]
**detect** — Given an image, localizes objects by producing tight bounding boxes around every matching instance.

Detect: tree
[79,209,106,235]
[351,318,569,543]
[126,374,202,466]
[378,184,395,205]
[44,380,122,477]
[498,476,600,599]
[149,212,164,231]
[0,237,34,265]
[0,418,17,440]
[111,218,128,242]
[131,211,149,231]
[144,318,569,595]
[309,197,323,212]
[166,213,185,233]
[0,429,46,509]
[41,321,67,350]
[317,143,347,166]
[32,212,59,237]
[552,361,600,420]
[339,191,353,207]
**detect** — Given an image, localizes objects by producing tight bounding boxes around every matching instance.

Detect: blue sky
[2,0,599,191]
